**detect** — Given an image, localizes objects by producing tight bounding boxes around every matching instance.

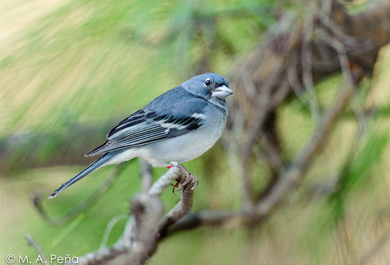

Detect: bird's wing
[85,97,207,157]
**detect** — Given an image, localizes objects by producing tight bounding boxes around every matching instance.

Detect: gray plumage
[49,73,233,198]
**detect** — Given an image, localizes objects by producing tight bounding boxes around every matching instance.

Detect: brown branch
[158,177,194,239]
[165,210,244,236]
[228,0,390,223]
[126,194,164,265]
[65,167,195,265]
[255,77,360,216]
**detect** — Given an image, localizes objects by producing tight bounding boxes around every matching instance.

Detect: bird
[49,73,233,198]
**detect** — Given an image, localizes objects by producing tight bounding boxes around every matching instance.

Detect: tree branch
[64,167,194,265]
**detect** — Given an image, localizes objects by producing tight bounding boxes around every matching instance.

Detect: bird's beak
[211,85,233,99]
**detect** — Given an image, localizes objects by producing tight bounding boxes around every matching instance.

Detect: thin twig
[25,234,48,264]
[99,214,128,252]
[302,8,320,120]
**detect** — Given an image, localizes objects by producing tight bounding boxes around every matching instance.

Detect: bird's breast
[140,106,227,167]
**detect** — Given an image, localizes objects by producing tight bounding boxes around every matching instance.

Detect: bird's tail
[49,152,117,199]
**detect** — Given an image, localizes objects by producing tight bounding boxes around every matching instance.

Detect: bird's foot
[168,163,198,193]
[176,164,199,191]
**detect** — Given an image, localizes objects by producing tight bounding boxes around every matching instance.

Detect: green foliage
[300,127,390,263]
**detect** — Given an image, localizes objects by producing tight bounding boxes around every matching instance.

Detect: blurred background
[2,0,390,264]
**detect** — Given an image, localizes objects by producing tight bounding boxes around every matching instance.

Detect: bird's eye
[204,78,211,86]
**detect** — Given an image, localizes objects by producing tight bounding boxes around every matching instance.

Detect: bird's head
[181,73,233,102]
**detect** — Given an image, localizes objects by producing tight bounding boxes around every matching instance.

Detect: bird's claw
[177,164,198,191]
[169,164,199,194]
[172,181,181,196]
[181,172,198,190]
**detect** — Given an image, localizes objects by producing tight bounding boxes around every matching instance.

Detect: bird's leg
[169,162,198,191]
